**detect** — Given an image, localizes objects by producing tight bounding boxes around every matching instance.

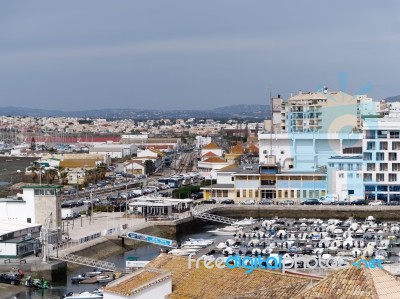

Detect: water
[13,223,224,298]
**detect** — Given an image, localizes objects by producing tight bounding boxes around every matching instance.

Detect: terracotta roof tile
[202,151,218,158]
[202,142,220,150]
[147,254,316,299]
[203,157,226,163]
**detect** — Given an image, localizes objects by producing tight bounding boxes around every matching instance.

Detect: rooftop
[21,184,63,189]
[146,254,316,299]
[105,268,171,297]
[202,142,221,150]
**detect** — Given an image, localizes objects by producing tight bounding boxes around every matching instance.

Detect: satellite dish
[17,170,21,173]
[323,86,328,94]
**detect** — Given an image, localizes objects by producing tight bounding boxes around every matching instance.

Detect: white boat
[207,230,235,236]
[168,248,198,256]
[233,218,255,226]
[63,291,103,299]
[182,238,214,246]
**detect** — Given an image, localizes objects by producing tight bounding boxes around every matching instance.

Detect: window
[367,142,375,150]
[348,173,353,178]
[356,174,360,178]
[365,185,375,192]
[380,142,388,150]
[376,173,384,182]
[392,142,400,150]
[338,163,344,171]
[243,190,247,197]
[366,130,376,139]
[356,164,362,171]
[348,164,353,171]
[231,177,234,181]
[367,163,375,171]
[377,186,388,192]
[376,153,384,161]
[236,191,240,197]
[390,131,400,139]
[339,173,344,178]
[328,163,334,168]
[393,163,400,171]
[389,174,397,182]
[380,163,388,171]
[290,190,294,198]
[378,130,388,138]
[363,153,372,161]
[363,174,372,182]
[255,190,258,198]
[27,218,31,223]
[223,190,228,197]
[249,190,253,198]
[349,190,354,195]
[389,152,397,161]
[302,190,307,198]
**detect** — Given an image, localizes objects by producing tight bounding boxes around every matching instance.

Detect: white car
[240,199,256,205]
[369,201,383,206]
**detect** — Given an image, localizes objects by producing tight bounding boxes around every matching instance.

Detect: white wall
[0,243,17,257]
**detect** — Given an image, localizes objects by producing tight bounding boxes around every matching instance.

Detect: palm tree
[45,168,58,184]
[60,171,68,185]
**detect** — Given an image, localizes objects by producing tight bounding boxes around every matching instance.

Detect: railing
[52,253,116,271]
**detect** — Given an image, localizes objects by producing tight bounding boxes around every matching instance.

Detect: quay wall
[211,205,400,221]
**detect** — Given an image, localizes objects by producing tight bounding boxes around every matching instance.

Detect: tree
[144,160,155,175]
[45,168,58,184]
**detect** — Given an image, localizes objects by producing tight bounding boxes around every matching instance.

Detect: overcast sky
[1,1,400,111]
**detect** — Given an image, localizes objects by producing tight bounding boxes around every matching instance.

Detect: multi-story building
[362,117,400,202]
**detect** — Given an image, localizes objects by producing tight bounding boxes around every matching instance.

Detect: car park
[240,199,256,205]
[220,199,235,204]
[300,198,322,205]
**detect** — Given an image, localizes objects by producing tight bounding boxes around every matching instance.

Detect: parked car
[202,199,216,204]
[259,199,274,205]
[280,200,294,205]
[0,272,21,285]
[369,200,383,206]
[386,201,400,206]
[220,199,235,204]
[319,195,337,205]
[240,199,256,205]
[300,198,322,205]
[351,199,368,205]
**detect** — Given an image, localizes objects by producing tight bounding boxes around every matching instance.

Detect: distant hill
[384,95,400,102]
[0,104,270,120]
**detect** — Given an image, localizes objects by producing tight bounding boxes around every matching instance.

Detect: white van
[319,194,337,205]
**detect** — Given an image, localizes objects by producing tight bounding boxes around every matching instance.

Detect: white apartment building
[258,132,362,171]
[362,117,400,202]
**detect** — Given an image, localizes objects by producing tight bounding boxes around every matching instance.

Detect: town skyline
[2,1,400,110]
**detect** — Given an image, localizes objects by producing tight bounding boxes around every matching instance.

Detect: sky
[1,1,400,111]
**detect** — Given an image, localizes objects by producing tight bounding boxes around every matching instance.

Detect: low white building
[90,143,137,159]
[0,220,42,258]
[326,155,363,201]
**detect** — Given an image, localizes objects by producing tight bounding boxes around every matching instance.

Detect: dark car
[202,199,216,204]
[280,200,295,205]
[220,199,235,204]
[334,201,349,205]
[351,199,368,205]
[301,198,322,205]
[386,201,400,206]
[0,272,21,285]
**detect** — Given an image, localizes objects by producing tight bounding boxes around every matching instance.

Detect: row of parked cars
[201,199,295,205]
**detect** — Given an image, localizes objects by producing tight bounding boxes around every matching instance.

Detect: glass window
[380,163,388,171]
[363,153,372,161]
[376,173,384,182]
[367,163,375,171]
[376,153,384,161]
[348,164,353,171]
[389,174,397,182]
[389,153,397,161]
[380,142,388,150]
[366,142,375,150]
